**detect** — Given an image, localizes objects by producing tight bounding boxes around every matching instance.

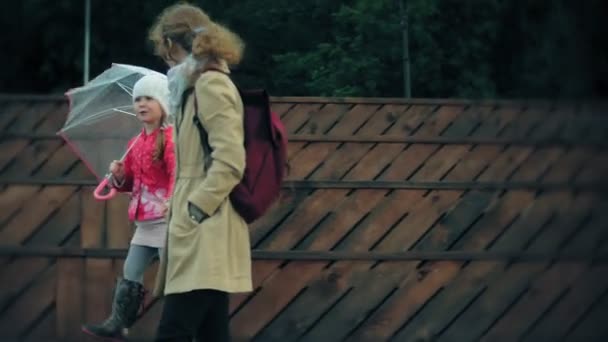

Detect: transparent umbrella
[58,63,168,200]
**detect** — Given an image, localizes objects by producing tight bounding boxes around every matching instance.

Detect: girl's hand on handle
[109,160,125,181]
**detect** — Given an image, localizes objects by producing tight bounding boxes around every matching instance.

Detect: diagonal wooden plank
[0,256,52,313]
[299,104,406,181]
[26,190,80,245]
[0,193,79,314]
[389,191,574,342]
[536,104,578,140]
[286,142,342,180]
[384,104,438,137]
[416,105,466,136]
[296,103,353,135]
[510,147,564,182]
[542,146,595,182]
[293,199,479,338]
[436,195,596,342]
[0,103,28,130]
[388,125,587,341]
[305,105,383,180]
[0,138,64,177]
[257,189,349,251]
[477,146,533,182]
[0,185,78,244]
[520,264,608,342]
[281,104,323,134]
[349,190,534,341]
[1,103,64,178]
[229,260,283,315]
[23,309,56,342]
[374,105,446,181]
[33,143,83,179]
[286,104,369,180]
[286,141,307,161]
[295,190,388,250]
[471,105,524,138]
[235,107,452,336]
[0,146,87,239]
[428,133,601,341]
[257,108,389,248]
[0,139,30,172]
[481,205,608,341]
[356,104,416,136]
[276,105,516,340]
[7,102,56,132]
[249,190,307,247]
[382,104,481,183]
[31,102,68,134]
[253,105,420,252]
[0,185,40,226]
[562,287,608,341]
[401,105,516,184]
[576,150,608,183]
[249,108,468,340]
[232,189,388,336]
[295,104,524,342]
[440,105,494,138]
[0,264,55,339]
[560,116,592,143]
[442,145,502,182]
[353,120,573,340]
[341,143,404,181]
[408,145,470,181]
[330,104,382,134]
[11,103,58,131]
[582,115,608,144]
[299,191,494,342]
[499,104,552,139]
[479,264,585,342]
[345,105,457,181]
[270,103,295,119]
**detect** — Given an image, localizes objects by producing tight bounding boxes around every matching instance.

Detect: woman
[148,3,252,341]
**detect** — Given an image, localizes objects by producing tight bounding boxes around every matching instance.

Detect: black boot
[82,278,145,341]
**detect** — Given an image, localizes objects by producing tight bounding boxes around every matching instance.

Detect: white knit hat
[132,74,172,116]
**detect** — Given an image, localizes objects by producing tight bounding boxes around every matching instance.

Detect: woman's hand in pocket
[187,202,209,224]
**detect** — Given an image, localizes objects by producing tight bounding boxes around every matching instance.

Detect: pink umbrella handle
[94,177,117,201]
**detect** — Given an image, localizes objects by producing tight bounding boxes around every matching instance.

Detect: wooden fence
[0,95,607,341]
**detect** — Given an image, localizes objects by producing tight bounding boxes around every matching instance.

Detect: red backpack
[190,77,288,224]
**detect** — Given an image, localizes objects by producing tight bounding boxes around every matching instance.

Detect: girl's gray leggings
[124,244,162,284]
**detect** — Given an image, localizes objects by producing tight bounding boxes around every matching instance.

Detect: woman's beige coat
[155,61,252,295]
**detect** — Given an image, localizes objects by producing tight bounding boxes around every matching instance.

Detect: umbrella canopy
[59,63,168,200]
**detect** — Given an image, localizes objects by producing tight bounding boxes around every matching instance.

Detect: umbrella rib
[61,106,136,131]
[117,82,134,96]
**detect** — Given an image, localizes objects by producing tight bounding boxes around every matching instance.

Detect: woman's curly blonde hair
[149,3,244,65]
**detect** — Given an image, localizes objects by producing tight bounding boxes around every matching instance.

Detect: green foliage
[0,0,605,99]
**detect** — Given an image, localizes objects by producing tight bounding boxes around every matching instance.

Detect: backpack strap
[190,67,237,172]
[188,88,213,171]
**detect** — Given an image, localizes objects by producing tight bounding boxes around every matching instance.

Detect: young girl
[82,74,176,341]
[148,3,251,341]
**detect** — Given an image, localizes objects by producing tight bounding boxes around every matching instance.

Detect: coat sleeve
[112,137,135,192]
[187,72,245,216]
[163,127,176,198]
